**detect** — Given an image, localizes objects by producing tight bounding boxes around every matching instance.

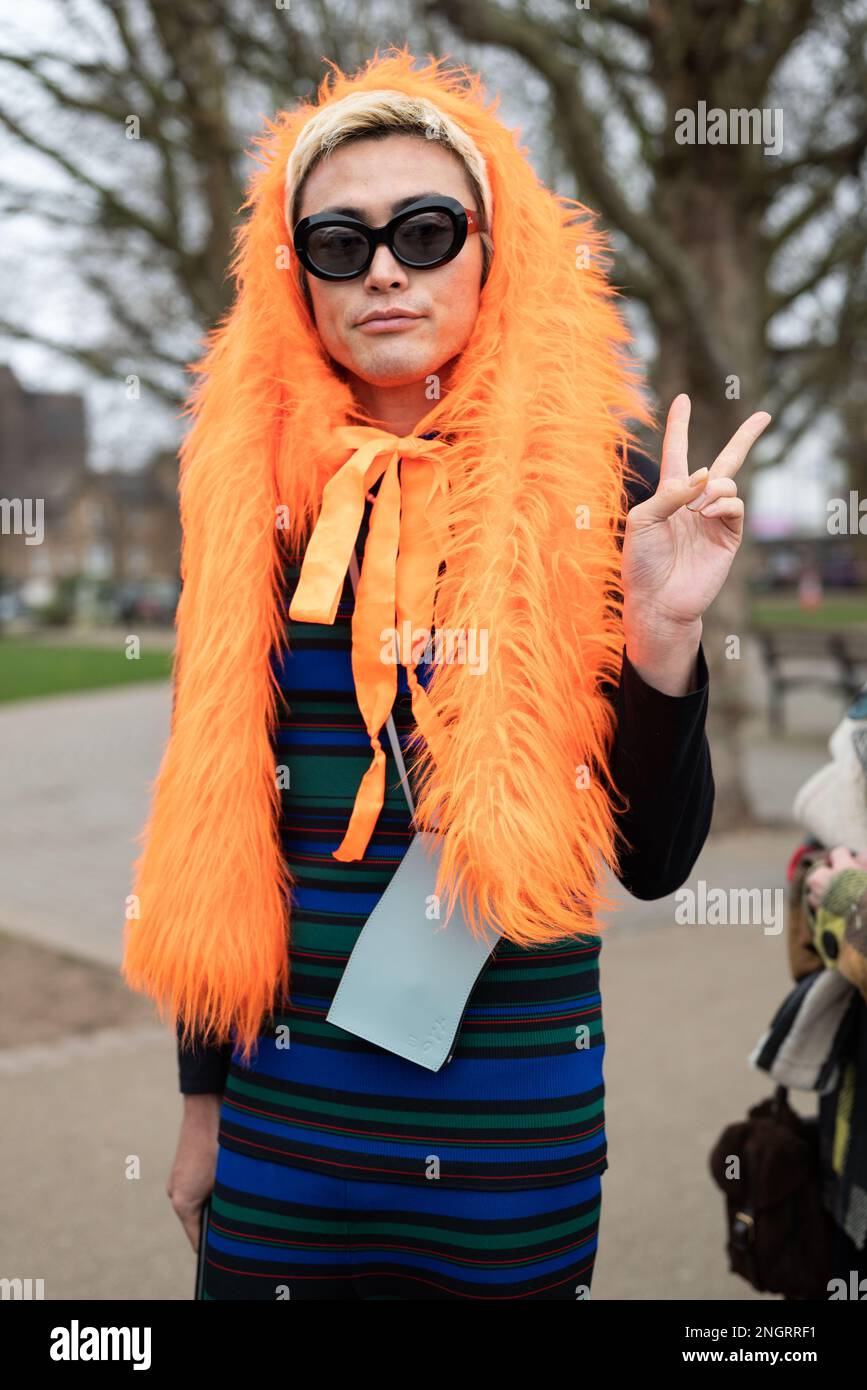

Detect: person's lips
[355,307,424,334]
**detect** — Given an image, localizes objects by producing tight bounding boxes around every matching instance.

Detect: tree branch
[581,0,654,41]
[765,226,867,321]
[611,248,659,307]
[763,176,841,256]
[738,0,816,103]
[0,105,182,255]
[767,129,867,187]
[0,318,184,405]
[428,0,727,385]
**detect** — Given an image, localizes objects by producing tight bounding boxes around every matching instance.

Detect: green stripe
[211,1193,600,1254]
[225,1072,605,1132]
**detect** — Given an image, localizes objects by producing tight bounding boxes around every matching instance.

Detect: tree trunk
[654,173,766,828]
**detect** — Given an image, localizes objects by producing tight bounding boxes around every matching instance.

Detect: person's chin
[347,343,444,388]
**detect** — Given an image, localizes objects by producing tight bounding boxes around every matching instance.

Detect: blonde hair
[284,88,495,282]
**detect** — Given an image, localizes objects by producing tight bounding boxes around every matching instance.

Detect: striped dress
[192,451,714,1300]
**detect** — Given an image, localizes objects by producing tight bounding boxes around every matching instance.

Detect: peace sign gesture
[621,394,772,632]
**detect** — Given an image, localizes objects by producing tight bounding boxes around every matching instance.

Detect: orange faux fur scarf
[121,48,654,1063]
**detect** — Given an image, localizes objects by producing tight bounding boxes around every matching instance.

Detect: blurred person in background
[789,685,867,1284]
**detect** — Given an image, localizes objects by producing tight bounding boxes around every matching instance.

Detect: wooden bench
[756,629,867,732]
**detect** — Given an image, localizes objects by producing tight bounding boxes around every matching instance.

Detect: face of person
[294,134,485,390]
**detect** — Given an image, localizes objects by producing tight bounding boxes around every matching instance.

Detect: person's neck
[349,365,453,437]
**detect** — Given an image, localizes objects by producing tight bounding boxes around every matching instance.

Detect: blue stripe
[214,1146,601,1218]
[229,1038,605,1101]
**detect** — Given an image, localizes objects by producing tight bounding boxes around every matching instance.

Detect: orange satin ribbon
[288,425,450,861]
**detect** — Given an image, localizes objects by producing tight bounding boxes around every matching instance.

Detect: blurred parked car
[113,578,179,625]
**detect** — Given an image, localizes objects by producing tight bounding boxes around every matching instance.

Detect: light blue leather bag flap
[326,830,498,1071]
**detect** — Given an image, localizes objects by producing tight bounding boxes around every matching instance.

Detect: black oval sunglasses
[293,194,481,282]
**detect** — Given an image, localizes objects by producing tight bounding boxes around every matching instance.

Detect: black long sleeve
[177,1016,233,1095]
[607,639,713,899]
[176,446,713,1092]
[603,445,714,898]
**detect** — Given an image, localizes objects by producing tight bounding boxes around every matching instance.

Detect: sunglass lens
[393,210,456,266]
[306,225,369,277]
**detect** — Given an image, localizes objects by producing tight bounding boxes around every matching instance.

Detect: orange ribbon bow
[288,425,450,860]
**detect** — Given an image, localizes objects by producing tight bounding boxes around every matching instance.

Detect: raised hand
[622,394,772,631]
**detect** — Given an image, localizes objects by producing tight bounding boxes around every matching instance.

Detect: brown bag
[708,1084,836,1300]
[786,843,827,983]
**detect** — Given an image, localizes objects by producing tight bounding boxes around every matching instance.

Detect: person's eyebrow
[314,191,444,220]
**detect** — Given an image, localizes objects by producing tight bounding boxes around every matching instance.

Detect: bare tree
[425,0,867,826]
[2,0,865,822]
[0,0,434,402]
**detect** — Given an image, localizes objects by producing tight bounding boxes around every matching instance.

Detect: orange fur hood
[121,48,653,1062]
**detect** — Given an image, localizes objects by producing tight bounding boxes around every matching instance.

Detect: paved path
[0,649,836,966]
[0,651,843,1301]
[0,833,800,1302]
[0,682,170,967]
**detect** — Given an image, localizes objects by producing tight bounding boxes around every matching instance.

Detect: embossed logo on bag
[409,1016,448,1056]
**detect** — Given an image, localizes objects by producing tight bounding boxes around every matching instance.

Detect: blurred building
[0,364,180,600]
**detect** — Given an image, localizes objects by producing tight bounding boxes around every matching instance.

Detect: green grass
[2,594,862,701]
[750,593,867,629]
[0,638,173,702]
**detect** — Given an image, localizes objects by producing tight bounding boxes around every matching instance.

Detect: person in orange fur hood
[121,49,771,1299]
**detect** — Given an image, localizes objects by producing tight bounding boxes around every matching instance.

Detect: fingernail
[687,487,710,511]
